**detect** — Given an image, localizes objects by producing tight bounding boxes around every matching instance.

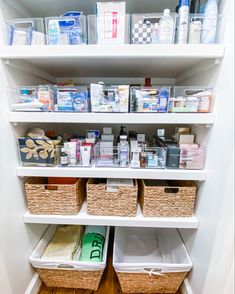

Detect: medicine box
[130,86,171,113]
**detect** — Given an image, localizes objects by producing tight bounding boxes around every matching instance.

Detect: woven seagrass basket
[25,178,86,215]
[36,268,104,290]
[116,271,188,293]
[139,180,197,217]
[87,178,138,216]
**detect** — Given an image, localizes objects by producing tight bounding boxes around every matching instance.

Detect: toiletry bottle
[60,148,68,166]
[119,135,129,167]
[189,0,202,44]
[177,0,190,44]
[152,23,159,44]
[159,9,174,44]
[144,78,152,87]
[201,0,218,44]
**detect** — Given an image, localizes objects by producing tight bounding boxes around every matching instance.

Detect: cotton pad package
[47,11,86,45]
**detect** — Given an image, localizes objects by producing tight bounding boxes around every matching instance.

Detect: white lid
[164,9,170,15]
[120,135,127,140]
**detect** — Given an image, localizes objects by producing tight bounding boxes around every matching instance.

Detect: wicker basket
[139,180,197,217]
[25,178,86,215]
[87,179,138,216]
[36,268,104,290]
[116,271,188,293]
[113,227,192,294]
[30,225,110,290]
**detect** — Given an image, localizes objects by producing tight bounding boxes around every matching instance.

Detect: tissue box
[18,138,61,166]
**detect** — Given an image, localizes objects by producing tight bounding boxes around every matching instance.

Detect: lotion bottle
[159,9,174,44]
[177,0,190,44]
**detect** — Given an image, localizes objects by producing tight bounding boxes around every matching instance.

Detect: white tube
[67,142,77,166]
[80,146,91,166]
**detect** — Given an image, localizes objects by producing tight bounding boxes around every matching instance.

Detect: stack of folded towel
[42,225,84,260]
[41,225,107,262]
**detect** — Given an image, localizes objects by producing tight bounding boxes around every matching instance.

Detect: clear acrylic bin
[18,138,61,166]
[94,142,129,168]
[90,84,129,112]
[10,86,56,112]
[130,86,170,113]
[169,86,214,113]
[57,144,94,167]
[45,15,87,45]
[88,14,130,44]
[179,145,206,169]
[130,147,167,169]
[131,13,176,44]
[188,14,220,44]
[7,18,45,46]
[54,86,90,112]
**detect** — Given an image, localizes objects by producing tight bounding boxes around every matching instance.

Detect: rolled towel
[79,226,107,262]
[42,225,84,261]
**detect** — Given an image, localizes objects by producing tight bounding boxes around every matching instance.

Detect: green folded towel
[79,226,106,262]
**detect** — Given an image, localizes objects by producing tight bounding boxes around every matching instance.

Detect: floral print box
[18,138,61,166]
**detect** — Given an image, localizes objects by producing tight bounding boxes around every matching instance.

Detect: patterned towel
[132,20,153,44]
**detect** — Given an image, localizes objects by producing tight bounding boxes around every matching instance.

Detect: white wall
[180,0,234,293]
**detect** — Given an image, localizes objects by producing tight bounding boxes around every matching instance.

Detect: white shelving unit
[24,203,199,228]
[17,166,207,181]
[0,45,224,77]
[9,112,215,125]
[1,1,233,293]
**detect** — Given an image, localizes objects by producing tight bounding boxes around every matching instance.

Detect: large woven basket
[30,225,110,290]
[139,180,197,217]
[87,179,138,216]
[25,178,86,215]
[116,271,188,293]
[36,268,104,290]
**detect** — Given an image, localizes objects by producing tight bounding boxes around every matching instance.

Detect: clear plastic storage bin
[130,147,167,169]
[54,86,90,112]
[169,86,214,113]
[131,13,176,44]
[90,84,129,112]
[57,144,94,168]
[10,85,56,112]
[7,18,45,46]
[130,86,171,113]
[88,14,130,44]
[188,14,220,44]
[94,142,129,168]
[45,15,87,45]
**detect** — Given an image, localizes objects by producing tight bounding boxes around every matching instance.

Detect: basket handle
[142,268,165,276]
[164,188,179,194]
[57,264,75,269]
[105,186,119,193]
[44,185,59,191]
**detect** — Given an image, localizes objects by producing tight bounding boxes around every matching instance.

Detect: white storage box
[30,225,110,290]
[113,227,192,293]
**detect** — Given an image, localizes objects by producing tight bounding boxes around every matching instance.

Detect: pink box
[180,146,206,169]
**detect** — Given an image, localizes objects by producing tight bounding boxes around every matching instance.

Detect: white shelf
[0,45,224,77]
[17,166,207,181]
[23,203,199,228]
[9,112,214,125]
